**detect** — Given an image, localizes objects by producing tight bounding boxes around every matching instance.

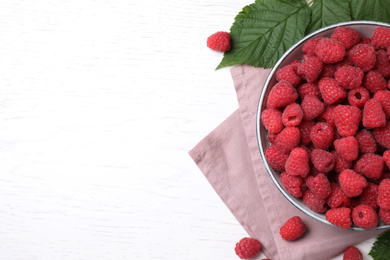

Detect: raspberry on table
[303,190,327,213]
[374,49,390,78]
[281,172,304,198]
[310,148,335,173]
[373,122,390,149]
[206,31,231,52]
[334,136,359,162]
[348,43,376,72]
[378,179,390,210]
[318,77,347,105]
[339,169,368,197]
[355,129,377,154]
[331,150,353,174]
[266,81,298,108]
[306,173,331,199]
[347,87,370,108]
[282,103,303,127]
[300,95,325,121]
[333,105,362,136]
[315,38,346,64]
[374,90,390,119]
[310,122,334,150]
[363,99,387,129]
[261,108,284,134]
[354,153,384,180]
[327,183,350,208]
[363,70,387,94]
[234,237,261,259]
[279,216,306,241]
[302,37,323,56]
[334,65,364,90]
[276,64,301,86]
[325,207,352,229]
[359,182,379,211]
[297,82,321,100]
[265,144,289,172]
[297,56,323,83]
[298,120,315,146]
[343,246,363,260]
[275,126,300,153]
[371,26,390,49]
[285,147,310,177]
[352,204,378,229]
[331,26,360,49]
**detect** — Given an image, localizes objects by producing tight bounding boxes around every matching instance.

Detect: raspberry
[359,182,379,211]
[303,190,327,213]
[348,43,376,72]
[268,132,277,144]
[327,183,350,208]
[310,122,334,150]
[320,64,336,78]
[374,50,390,77]
[360,37,371,44]
[331,150,353,174]
[261,108,283,134]
[282,103,303,127]
[334,57,353,70]
[347,87,370,108]
[300,95,325,121]
[297,56,323,83]
[281,172,304,198]
[318,77,347,105]
[374,90,390,119]
[371,26,390,49]
[290,59,302,69]
[285,147,310,177]
[326,207,352,229]
[355,129,377,154]
[234,237,261,259]
[333,105,362,136]
[354,153,384,180]
[266,81,298,108]
[334,65,364,90]
[363,70,387,94]
[317,105,336,128]
[306,173,331,199]
[373,122,390,149]
[275,126,300,153]
[334,136,359,162]
[265,144,289,172]
[339,169,368,197]
[378,179,390,210]
[297,82,321,100]
[276,64,301,86]
[331,27,361,49]
[343,246,363,260]
[379,208,390,224]
[302,37,323,56]
[363,99,387,129]
[315,38,346,63]
[310,148,335,173]
[206,31,231,52]
[384,150,390,168]
[352,204,378,229]
[279,216,306,241]
[298,120,314,146]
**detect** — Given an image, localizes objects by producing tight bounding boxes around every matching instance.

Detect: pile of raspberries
[261,26,390,230]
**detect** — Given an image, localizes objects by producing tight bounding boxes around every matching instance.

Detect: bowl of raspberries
[257,21,390,230]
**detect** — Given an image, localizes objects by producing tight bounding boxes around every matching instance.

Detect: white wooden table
[0,0,377,259]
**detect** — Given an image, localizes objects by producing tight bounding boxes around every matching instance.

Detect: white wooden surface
[0,0,377,259]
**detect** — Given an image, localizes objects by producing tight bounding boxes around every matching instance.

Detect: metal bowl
[256,21,390,230]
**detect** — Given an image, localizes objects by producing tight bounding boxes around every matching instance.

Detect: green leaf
[306,0,351,34]
[369,230,390,260]
[350,0,390,23]
[216,0,311,69]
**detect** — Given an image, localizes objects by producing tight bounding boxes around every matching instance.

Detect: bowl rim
[256,20,390,231]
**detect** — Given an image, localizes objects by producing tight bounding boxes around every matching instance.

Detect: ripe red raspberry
[279,216,306,241]
[379,208,390,224]
[306,173,331,199]
[363,71,387,94]
[371,26,390,49]
[334,56,353,70]
[343,246,363,260]
[282,103,303,127]
[355,129,377,154]
[347,87,370,108]
[334,136,359,162]
[265,144,289,172]
[268,132,277,144]
[339,169,368,197]
[363,99,386,129]
[327,183,350,208]
[359,182,379,211]
[384,150,390,168]
[315,38,346,63]
[206,31,231,52]
[281,172,304,198]
[352,204,378,229]
[276,64,301,86]
[317,105,336,128]
[354,153,384,180]
[360,37,371,44]
[320,64,336,78]
[310,122,334,150]
[285,147,310,177]
[310,148,335,173]
[326,207,352,229]
[378,179,390,210]
[374,50,390,77]
[331,150,353,174]
[297,82,321,100]
[348,43,376,72]
[300,95,325,121]
[334,65,364,90]
[297,56,323,83]
[333,105,362,136]
[302,37,323,56]
[331,26,361,49]
[318,77,347,105]
[275,126,300,153]
[303,189,327,213]
[298,120,314,146]
[261,108,283,134]
[266,81,298,108]
[234,237,261,259]
[374,90,390,119]
[373,122,390,149]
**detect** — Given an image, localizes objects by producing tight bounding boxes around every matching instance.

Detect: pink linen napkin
[189,65,385,260]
